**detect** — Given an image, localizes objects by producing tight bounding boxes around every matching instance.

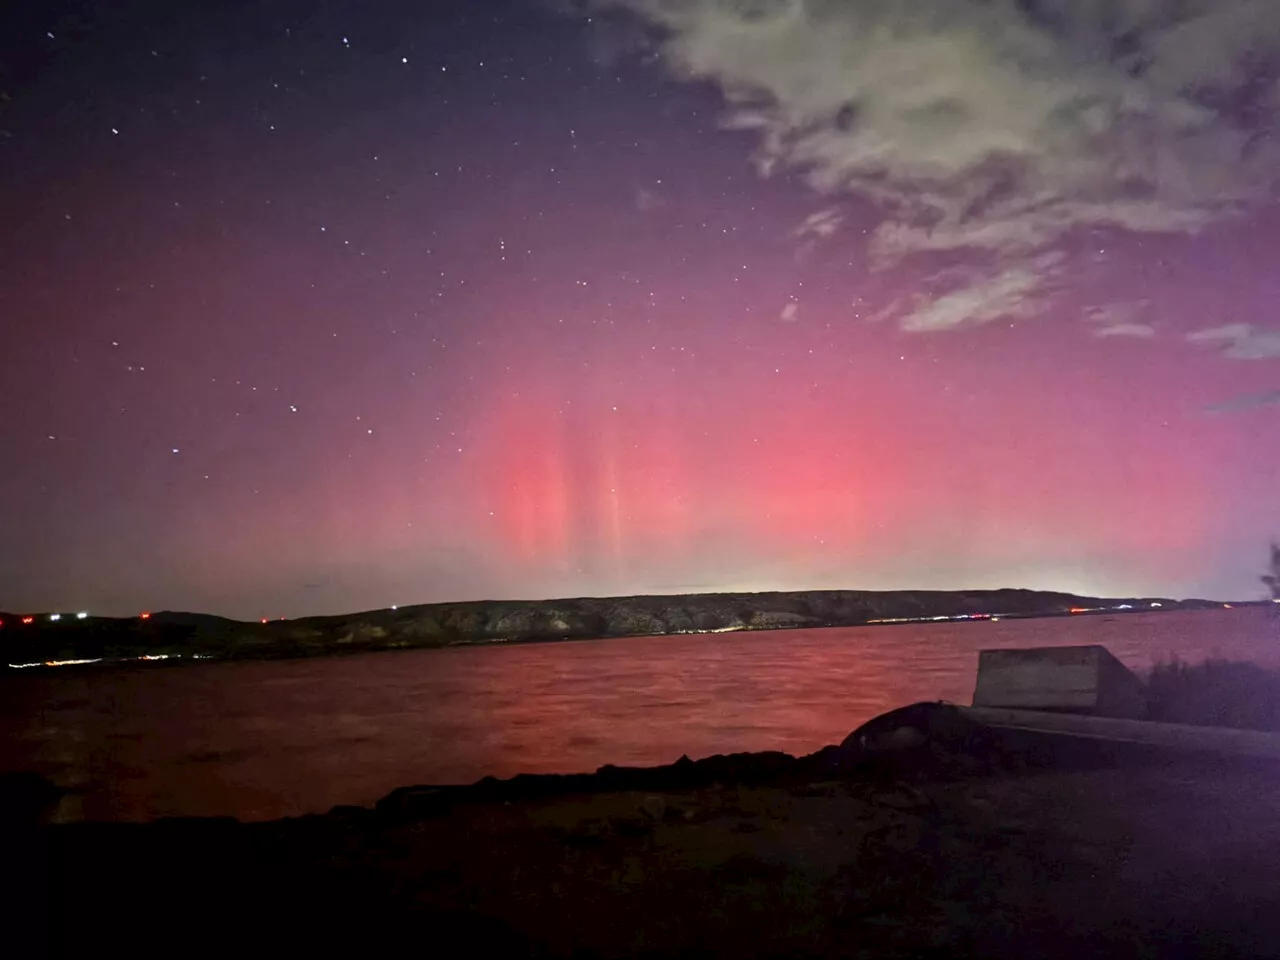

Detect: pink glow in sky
[2,1,1279,617]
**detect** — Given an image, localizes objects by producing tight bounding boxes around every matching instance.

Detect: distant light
[1116,604,1133,610]
[1068,607,1088,614]
[1150,602,1162,608]
[1224,603,1234,609]
[1273,598,1280,604]
[49,613,61,621]
[171,448,179,454]
[391,605,397,611]
[76,611,88,619]
[261,618,268,624]
[401,56,408,63]
[21,617,34,625]
[140,612,151,620]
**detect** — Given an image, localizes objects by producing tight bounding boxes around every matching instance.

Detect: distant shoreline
[2,587,1245,674]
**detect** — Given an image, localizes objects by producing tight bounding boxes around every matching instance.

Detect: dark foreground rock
[10,705,1280,958]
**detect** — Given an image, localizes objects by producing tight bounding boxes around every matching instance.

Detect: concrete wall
[972,645,1147,719]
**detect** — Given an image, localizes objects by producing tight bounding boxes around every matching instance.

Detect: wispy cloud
[793,207,842,240]
[896,257,1057,332]
[1086,303,1156,339]
[1095,323,1156,339]
[1187,324,1280,360]
[634,185,665,211]
[1206,390,1280,413]
[582,1,1280,331]
[779,301,800,322]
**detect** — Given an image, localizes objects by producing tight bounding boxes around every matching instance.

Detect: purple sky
[2,0,1279,619]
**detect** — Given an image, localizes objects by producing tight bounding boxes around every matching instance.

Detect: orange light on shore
[261,618,268,624]
[1068,607,1088,614]
[21,617,34,624]
[139,612,151,620]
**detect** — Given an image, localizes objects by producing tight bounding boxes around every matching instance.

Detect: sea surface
[1,607,1275,822]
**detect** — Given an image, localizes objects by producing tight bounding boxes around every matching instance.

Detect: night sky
[3,0,1280,619]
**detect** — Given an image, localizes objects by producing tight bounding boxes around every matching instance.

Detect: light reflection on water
[0,608,1274,822]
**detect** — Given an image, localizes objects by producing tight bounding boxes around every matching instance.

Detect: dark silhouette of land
[10,703,1280,959]
[2,587,1226,668]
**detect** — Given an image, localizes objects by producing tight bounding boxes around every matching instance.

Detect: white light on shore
[76,611,88,619]
[49,613,61,621]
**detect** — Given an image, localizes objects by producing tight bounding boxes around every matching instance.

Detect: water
[1,607,1274,822]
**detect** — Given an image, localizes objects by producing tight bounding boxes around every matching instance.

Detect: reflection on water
[0,608,1273,822]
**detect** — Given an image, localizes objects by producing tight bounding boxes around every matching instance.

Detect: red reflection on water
[0,608,1273,822]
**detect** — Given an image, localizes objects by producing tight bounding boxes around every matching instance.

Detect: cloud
[1187,324,1280,360]
[581,1,1280,329]
[793,206,842,240]
[1094,323,1156,339]
[779,301,800,322]
[634,185,666,210]
[1086,302,1156,339]
[900,261,1048,332]
[875,249,1063,332]
[1206,390,1280,413]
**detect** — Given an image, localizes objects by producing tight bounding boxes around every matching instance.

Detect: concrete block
[972,644,1147,719]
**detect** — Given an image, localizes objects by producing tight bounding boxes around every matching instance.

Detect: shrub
[1145,657,1280,732]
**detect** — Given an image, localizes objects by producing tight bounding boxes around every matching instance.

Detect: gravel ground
[13,754,1280,958]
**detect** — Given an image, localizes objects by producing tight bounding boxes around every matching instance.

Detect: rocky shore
[3,587,1222,668]
[11,703,1280,958]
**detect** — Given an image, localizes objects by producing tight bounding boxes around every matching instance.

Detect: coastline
[2,586,1234,673]
[13,705,1280,958]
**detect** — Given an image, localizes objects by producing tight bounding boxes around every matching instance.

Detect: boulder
[834,702,1005,780]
